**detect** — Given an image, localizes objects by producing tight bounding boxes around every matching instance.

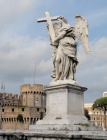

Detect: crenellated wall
[20,84,46,107]
[1,106,46,130]
[20,84,43,93]
[0,84,46,130]
[0,92,22,107]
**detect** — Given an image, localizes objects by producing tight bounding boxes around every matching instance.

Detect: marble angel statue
[37,13,89,85]
[50,15,90,85]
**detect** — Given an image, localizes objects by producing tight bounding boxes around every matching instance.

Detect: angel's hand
[72,40,78,46]
[51,42,56,46]
[51,41,58,46]
[54,38,58,42]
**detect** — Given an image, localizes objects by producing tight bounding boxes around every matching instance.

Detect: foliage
[17,114,24,123]
[84,108,90,120]
[74,123,90,127]
[93,97,107,129]
[92,97,107,111]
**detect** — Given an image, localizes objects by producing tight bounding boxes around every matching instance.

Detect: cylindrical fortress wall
[20,84,43,94]
[20,84,46,107]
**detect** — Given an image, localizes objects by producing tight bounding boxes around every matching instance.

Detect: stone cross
[37,12,59,42]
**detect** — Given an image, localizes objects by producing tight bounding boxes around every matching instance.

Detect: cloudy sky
[0,0,107,103]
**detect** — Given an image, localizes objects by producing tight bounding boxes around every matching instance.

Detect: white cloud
[87,8,107,28]
[88,8,107,20]
[0,0,38,31]
[37,59,53,75]
[0,34,52,82]
[0,34,106,100]
[78,37,107,68]
[0,0,106,102]
[77,37,107,102]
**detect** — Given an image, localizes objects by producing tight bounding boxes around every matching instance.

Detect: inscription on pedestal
[47,91,67,114]
[45,84,86,116]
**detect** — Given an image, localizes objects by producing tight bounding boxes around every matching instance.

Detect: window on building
[93,117,96,120]
[2,109,4,112]
[40,112,43,120]
[37,108,39,111]
[22,108,24,112]
[12,108,14,112]
[27,118,29,122]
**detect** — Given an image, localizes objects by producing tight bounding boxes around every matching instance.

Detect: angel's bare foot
[59,76,63,80]
[54,76,59,81]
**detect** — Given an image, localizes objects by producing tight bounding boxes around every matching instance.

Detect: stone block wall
[0,130,107,140]
[0,106,46,130]
[0,92,22,107]
[20,84,46,108]
[2,122,29,130]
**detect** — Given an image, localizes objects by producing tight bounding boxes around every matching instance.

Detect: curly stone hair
[57,16,67,23]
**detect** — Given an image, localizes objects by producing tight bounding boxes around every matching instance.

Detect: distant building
[0,84,46,130]
[85,91,107,130]
[84,103,106,129]
[1,106,45,130]
[20,84,46,107]
[103,91,107,97]
[0,92,22,107]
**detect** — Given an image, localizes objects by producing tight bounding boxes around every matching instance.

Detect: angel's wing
[74,15,90,53]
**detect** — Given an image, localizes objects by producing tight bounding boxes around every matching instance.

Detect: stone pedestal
[45,84,85,117]
[30,84,101,131]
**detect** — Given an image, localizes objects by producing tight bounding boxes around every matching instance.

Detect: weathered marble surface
[29,84,101,131]
[50,79,79,86]
[38,12,90,84]
[0,130,107,140]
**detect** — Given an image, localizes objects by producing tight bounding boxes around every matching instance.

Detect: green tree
[84,108,90,120]
[92,97,107,129]
[17,114,24,123]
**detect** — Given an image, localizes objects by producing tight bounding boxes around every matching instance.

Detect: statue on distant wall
[37,12,90,85]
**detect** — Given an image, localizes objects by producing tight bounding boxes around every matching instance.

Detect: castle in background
[20,84,46,107]
[0,84,46,130]
[84,91,107,130]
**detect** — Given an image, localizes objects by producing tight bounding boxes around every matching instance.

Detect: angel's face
[57,18,64,27]
[76,17,81,22]
[57,18,63,24]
